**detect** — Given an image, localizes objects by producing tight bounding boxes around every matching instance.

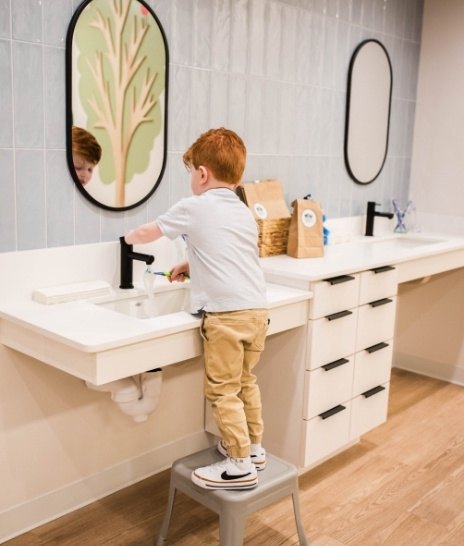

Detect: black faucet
[119,236,155,289]
[365,201,394,236]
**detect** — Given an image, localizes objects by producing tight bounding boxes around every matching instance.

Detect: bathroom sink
[361,235,444,250]
[97,287,188,319]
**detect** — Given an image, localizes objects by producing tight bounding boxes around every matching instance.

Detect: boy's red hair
[183,128,246,185]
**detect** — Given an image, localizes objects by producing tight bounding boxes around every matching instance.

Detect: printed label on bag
[254,203,268,219]
[301,209,317,227]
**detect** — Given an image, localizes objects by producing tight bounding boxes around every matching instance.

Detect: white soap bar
[32,280,112,305]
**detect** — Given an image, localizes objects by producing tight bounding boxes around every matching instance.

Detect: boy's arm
[124,221,163,244]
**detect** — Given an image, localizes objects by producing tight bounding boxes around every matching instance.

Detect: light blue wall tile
[101,210,125,243]
[229,0,249,74]
[147,164,171,219]
[226,73,247,138]
[248,0,266,77]
[0,150,16,251]
[43,0,73,47]
[74,191,100,245]
[46,150,74,247]
[192,0,212,69]
[280,4,298,83]
[16,150,46,250]
[0,0,10,38]
[0,39,13,147]
[171,0,193,66]
[189,69,212,143]
[211,0,231,72]
[209,71,229,128]
[265,2,283,81]
[13,42,44,148]
[170,65,191,152]
[12,0,42,43]
[44,46,66,149]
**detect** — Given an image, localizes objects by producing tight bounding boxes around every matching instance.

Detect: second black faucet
[365,201,394,236]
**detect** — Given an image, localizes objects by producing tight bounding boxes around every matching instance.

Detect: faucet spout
[365,201,394,236]
[119,236,154,289]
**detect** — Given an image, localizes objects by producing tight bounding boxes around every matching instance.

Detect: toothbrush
[147,270,190,279]
[151,271,172,277]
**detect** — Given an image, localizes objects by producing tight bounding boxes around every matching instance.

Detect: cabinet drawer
[309,274,360,319]
[303,401,352,467]
[355,296,396,351]
[353,342,393,397]
[303,357,354,419]
[359,266,398,305]
[307,308,358,370]
[350,382,389,439]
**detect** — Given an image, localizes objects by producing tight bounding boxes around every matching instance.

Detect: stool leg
[291,487,309,546]
[219,509,246,546]
[155,483,178,546]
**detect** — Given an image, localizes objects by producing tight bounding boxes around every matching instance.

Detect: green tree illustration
[75,0,166,207]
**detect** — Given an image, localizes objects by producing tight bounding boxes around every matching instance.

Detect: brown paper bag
[237,179,291,257]
[286,198,324,258]
[237,179,290,220]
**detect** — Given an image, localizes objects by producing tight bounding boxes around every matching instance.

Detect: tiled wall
[0,0,423,252]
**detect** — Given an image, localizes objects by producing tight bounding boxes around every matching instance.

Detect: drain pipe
[85,369,163,422]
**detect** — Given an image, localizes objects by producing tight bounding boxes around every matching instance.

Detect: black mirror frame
[65,0,169,211]
[344,39,393,185]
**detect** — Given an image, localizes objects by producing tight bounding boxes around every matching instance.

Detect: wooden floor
[6,368,464,545]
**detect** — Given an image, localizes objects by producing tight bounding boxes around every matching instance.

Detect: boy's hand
[169,261,190,283]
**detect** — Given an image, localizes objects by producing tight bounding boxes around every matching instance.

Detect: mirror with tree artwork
[66,0,168,211]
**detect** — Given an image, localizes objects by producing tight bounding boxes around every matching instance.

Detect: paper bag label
[254,203,268,219]
[302,209,317,228]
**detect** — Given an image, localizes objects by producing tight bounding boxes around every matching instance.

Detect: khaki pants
[201,309,269,459]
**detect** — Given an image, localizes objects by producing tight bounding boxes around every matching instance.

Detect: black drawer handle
[369,298,393,308]
[319,405,346,420]
[326,310,353,321]
[362,385,386,398]
[366,342,389,354]
[324,275,355,285]
[370,265,395,274]
[322,358,350,371]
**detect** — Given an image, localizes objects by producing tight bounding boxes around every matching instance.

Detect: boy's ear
[198,165,208,182]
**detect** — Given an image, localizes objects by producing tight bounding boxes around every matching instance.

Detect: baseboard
[393,353,464,386]
[0,431,212,544]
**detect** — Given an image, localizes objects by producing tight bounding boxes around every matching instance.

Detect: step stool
[155,446,309,545]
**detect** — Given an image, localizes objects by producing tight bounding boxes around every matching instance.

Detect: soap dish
[32,280,112,305]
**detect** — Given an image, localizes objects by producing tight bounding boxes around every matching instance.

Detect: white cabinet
[302,265,397,467]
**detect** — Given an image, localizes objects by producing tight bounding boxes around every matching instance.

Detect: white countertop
[0,282,311,353]
[260,233,464,284]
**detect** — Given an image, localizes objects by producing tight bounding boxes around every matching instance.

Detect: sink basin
[97,287,188,319]
[362,235,444,250]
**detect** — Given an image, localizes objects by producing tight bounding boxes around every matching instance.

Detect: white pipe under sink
[85,370,163,422]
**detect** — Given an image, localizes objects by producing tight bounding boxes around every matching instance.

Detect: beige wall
[410,0,464,219]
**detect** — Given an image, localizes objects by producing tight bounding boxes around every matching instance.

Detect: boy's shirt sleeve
[155,199,190,239]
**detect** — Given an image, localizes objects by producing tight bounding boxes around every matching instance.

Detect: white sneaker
[192,457,258,490]
[216,440,267,471]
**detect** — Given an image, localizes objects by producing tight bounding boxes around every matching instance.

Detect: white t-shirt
[156,188,267,313]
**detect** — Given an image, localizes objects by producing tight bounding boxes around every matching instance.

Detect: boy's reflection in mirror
[72,126,102,186]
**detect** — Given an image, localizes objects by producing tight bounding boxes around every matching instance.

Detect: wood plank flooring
[6,368,464,545]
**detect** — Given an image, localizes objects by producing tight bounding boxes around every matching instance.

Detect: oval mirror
[344,39,392,185]
[66,0,169,211]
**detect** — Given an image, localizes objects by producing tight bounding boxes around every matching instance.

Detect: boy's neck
[203,179,237,192]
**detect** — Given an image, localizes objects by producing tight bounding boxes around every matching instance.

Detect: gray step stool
[155,446,309,545]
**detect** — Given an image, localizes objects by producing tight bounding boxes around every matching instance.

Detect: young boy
[71,126,102,186]
[124,128,268,490]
